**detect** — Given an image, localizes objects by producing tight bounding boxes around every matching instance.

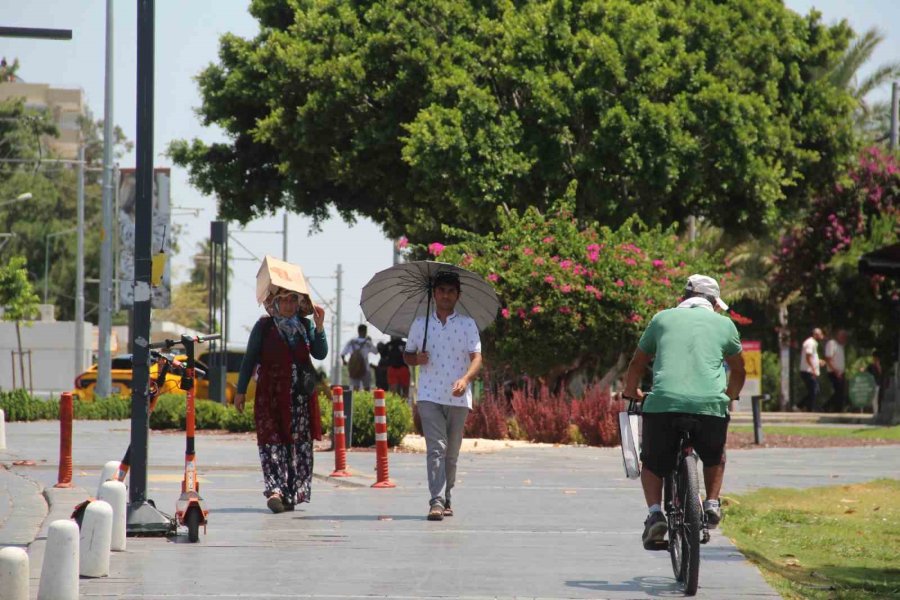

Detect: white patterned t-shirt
[405,311,481,409]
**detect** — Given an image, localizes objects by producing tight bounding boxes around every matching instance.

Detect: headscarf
[271,296,309,348]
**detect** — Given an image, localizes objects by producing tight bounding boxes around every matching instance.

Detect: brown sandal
[443,504,453,517]
[267,495,285,514]
[427,502,444,521]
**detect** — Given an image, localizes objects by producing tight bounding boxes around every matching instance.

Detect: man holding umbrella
[403,271,482,521]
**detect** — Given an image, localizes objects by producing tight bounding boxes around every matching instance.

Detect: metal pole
[330,313,338,383]
[127,0,170,535]
[222,222,228,386]
[43,235,50,304]
[96,0,115,398]
[335,264,343,386]
[113,165,120,312]
[75,145,85,375]
[890,82,899,152]
[0,26,72,40]
[282,211,288,261]
[778,305,790,411]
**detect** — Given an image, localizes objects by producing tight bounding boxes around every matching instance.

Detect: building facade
[0,81,85,160]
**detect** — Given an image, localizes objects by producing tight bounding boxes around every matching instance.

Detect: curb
[0,467,47,548]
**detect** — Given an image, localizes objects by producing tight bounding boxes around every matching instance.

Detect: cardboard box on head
[255,255,313,316]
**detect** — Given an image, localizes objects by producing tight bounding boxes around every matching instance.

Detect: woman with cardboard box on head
[235,256,328,513]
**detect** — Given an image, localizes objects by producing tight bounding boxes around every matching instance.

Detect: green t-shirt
[637,306,742,417]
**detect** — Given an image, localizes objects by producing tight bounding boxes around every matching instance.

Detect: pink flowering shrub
[772,146,899,342]
[438,198,721,381]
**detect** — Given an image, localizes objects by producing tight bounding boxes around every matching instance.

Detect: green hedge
[0,390,59,421]
[149,394,250,431]
[0,390,413,443]
[0,391,135,422]
[345,390,413,447]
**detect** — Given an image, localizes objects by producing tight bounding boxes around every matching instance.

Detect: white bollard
[97,460,121,496]
[0,409,6,451]
[79,500,112,578]
[0,546,29,600]
[37,519,79,600]
[97,480,127,551]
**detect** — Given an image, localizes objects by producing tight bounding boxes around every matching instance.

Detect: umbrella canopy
[360,261,500,341]
[255,255,313,313]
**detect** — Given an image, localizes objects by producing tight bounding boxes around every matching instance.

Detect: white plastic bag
[618,409,642,479]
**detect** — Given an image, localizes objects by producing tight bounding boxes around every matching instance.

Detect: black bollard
[343,388,353,448]
[751,394,768,445]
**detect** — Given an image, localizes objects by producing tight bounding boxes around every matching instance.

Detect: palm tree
[825,28,900,140]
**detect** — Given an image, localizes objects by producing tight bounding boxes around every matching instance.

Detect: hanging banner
[117,168,171,308]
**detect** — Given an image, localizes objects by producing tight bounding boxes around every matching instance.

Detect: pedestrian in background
[798,328,825,411]
[384,336,410,398]
[823,329,848,412]
[235,288,328,513]
[341,325,378,391]
[404,271,482,521]
[374,340,390,391]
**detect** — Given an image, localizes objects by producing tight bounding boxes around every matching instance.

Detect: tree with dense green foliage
[0,256,40,388]
[435,190,723,385]
[171,0,858,244]
[0,96,134,322]
[772,146,899,363]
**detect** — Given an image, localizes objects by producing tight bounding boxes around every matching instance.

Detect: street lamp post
[0,193,33,252]
[0,192,33,208]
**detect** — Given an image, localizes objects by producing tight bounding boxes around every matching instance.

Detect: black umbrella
[360,261,500,351]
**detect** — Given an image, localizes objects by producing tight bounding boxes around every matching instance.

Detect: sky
[3,0,899,371]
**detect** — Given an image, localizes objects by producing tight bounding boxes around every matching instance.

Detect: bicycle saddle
[671,416,700,434]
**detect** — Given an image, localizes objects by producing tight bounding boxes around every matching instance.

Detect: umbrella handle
[422,287,432,353]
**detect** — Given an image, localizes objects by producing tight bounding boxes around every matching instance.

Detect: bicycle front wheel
[680,453,702,595]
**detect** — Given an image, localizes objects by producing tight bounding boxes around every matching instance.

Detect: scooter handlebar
[149,333,221,350]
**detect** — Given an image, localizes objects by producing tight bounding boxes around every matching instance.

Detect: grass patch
[721,479,900,599]
[731,425,900,441]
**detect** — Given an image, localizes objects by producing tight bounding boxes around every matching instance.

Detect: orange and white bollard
[372,389,396,488]
[54,392,73,488]
[330,386,351,477]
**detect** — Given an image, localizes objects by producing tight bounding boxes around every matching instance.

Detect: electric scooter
[81,334,219,541]
[72,349,187,528]
[159,333,220,542]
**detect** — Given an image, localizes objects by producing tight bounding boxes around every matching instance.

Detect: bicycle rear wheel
[664,473,684,582]
[680,453,702,595]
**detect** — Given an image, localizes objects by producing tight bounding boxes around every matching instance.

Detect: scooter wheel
[186,509,201,543]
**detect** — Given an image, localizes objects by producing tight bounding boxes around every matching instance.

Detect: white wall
[0,321,93,397]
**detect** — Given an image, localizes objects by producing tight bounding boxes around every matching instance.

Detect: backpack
[347,341,368,379]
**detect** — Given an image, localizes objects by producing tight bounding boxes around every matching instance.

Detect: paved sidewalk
[1,420,898,599]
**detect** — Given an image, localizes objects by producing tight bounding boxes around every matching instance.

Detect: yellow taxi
[198,348,254,404]
[72,353,236,403]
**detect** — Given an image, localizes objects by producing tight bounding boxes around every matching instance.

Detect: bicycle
[626,400,711,596]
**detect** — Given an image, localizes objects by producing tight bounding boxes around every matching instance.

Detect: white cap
[685,274,729,311]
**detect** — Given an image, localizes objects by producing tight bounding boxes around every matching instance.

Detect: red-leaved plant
[510,382,572,444]
[571,384,623,446]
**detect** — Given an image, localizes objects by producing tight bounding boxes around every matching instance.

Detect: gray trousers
[417,400,469,505]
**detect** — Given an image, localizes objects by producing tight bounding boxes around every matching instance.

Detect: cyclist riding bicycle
[622,274,746,550]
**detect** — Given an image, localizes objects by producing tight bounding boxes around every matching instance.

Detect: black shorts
[640,412,729,478]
